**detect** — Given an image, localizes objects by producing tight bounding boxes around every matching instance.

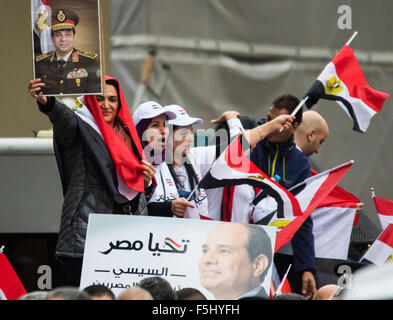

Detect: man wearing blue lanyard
[250,94,316,299]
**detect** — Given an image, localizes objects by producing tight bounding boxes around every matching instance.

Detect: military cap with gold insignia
[51,9,79,31]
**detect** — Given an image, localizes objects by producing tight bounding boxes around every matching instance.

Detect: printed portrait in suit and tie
[198,222,273,300]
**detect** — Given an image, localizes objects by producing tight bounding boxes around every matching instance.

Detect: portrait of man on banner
[198,223,273,300]
[80,215,276,299]
[31,0,102,96]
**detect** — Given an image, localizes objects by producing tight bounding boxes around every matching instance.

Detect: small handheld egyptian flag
[371,189,393,231]
[0,247,27,300]
[305,44,390,133]
[360,223,393,266]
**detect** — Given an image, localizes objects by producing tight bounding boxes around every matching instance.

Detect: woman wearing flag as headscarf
[28,76,156,286]
[133,101,198,218]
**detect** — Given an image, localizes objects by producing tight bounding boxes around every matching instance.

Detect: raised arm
[212,111,294,147]
[28,78,77,147]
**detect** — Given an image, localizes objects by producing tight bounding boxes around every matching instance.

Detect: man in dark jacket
[198,223,272,300]
[250,94,316,299]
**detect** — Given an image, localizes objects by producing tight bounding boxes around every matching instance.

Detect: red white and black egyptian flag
[372,194,393,231]
[274,161,353,253]
[361,223,393,265]
[305,45,390,133]
[310,182,359,260]
[199,135,302,220]
[0,249,26,300]
[31,0,55,55]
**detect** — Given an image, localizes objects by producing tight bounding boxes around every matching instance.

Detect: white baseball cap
[133,101,176,126]
[166,104,203,127]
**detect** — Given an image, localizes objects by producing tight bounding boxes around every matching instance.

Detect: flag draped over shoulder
[31,0,55,55]
[78,76,146,195]
[0,250,26,300]
[361,223,393,266]
[274,161,353,253]
[372,195,393,231]
[198,135,302,220]
[310,177,359,260]
[305,45,390,133]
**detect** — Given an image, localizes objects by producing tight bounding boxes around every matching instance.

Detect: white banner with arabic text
[80,214,276,299]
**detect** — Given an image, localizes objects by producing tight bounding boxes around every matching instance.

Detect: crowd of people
[16,4,393,303]
[26,67,366,301]
[18,277,344,300]
[21,7,371,301]
[19,277,207,300]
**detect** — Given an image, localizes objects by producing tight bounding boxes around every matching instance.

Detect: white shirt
[190,117,255,222]
[56,50,73,63]
[173,165,191,191]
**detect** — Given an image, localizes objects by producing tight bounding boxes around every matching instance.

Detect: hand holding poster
[31,0,103,96]
[80,215,276,300]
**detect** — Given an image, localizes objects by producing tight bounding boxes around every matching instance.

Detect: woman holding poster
[27,76,156,286]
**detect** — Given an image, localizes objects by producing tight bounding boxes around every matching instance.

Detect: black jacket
[39,97,150,258]
[35,49,101,95]
[251,118,315,274]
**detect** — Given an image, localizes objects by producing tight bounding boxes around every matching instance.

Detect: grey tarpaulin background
[110,0,393,238]
[0,1,391,242]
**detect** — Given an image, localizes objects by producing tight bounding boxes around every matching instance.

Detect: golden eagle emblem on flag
[34,10,48,34]
[248,174,265,181]
[269,219,291,229]
[72,98,84,111]
[385,254,393,263]
[325,76,343,95]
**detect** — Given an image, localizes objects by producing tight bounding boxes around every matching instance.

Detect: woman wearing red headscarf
[28,76,156,286]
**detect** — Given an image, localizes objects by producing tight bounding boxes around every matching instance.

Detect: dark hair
[273,293,307,300]
[83,285,115,300]
[136,118,152,145]
[245,225,273,283]
[176,287,207,300]
[139,276,177,300]
[271,94,302,124]
[105,78,121,111]
[167,160,198,191]
[214,115,257,159]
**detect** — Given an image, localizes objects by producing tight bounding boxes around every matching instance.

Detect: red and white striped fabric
[305,45,390,132]
[372,195,393,231]
[274,161,353,253]
[361,223,393,266]
[76,76,146,197]
[199,135,302,220]
[31,0,55,54]
[311,183,359,259]
[0,250,26,300]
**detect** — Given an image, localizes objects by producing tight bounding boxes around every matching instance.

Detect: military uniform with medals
[35,9,101,95]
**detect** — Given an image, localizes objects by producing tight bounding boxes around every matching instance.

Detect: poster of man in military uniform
[31,0,102,96]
